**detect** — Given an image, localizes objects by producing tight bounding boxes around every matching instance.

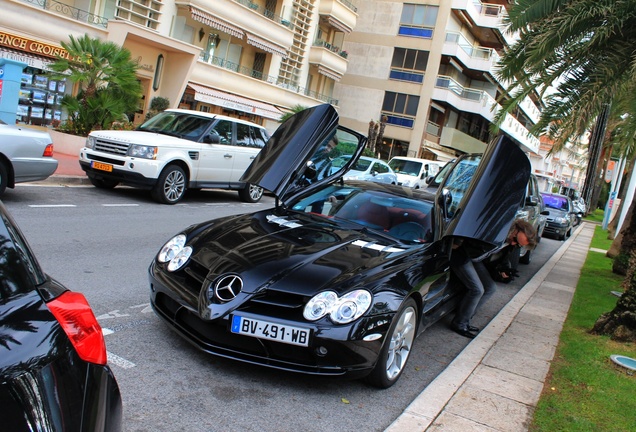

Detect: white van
[388,156,442,189]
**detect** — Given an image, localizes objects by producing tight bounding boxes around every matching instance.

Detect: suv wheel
[239,183,263,203]
[0,161,7,196]
[152,165,186,204]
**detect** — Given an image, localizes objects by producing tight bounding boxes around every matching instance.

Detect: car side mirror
[371,170,378,176]
[526,195,538,206]
[205,132,221,144]
[438,188,453,219]
[541,210,550,216]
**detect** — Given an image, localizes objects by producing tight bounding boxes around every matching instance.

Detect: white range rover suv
[79,109,270,204]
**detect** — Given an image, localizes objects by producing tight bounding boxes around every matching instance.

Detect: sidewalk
[386,222,594,432]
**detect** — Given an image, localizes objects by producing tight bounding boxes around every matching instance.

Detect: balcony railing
[18,0,109,27]
[199,52,338,104]
[445,32,495,61]
[313,39,349,59]
[435,76,485,102]
[339,0,357,13]
[473,1,504,18]
[389,67,424,84]
[381,111,415,128]
[232,0,294,29]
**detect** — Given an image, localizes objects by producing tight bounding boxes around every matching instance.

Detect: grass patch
[584,208,605,224]
[589,225,613,251]
[530,225,636,432]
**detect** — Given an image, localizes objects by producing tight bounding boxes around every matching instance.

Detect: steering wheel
[388,222,427,242]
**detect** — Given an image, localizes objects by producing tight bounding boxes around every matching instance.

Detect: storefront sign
[0,31,72,60]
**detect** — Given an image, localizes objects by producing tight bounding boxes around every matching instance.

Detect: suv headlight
[129,144,157,159]
[303,289,372,324]
[554,217,568,224]
[157,234,192,271]
[86,136,96,149]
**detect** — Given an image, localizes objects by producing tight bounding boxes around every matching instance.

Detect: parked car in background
[148,105,531,389]
[331,155,397,184]
[79,109,270,204]
[0,119,58,195]
[541,192,576,240]
[516,174,548,264]
[0,201,122,431]
[388,156,442,189]
[572,197,587,226]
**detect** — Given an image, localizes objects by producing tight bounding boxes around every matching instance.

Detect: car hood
[241,104,366,205]
[184,210,409,297]
[89,129,193,146]
[545,208,568,218]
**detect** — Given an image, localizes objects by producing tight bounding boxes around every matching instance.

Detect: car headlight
[158,234,192,271]
[303,289,372,324]
[86,136,96,149]
[554,217,568,224]
[129,144,157,159]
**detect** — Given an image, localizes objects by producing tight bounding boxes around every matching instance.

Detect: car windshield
[542,194,569,210]
[290,184,434,243]
[137,111,213,141]
[389,159,422,176]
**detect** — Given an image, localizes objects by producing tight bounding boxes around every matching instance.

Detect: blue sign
[0,68,4,79]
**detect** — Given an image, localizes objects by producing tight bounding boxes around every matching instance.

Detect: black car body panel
[0,202,122,431]
[149,106,530,384]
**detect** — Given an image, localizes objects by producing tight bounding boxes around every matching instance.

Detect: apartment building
[0,0,357,133]
[336,0,542,161]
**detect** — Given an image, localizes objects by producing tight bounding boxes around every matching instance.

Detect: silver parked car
[0,119,58,195]
[332,155,398,184]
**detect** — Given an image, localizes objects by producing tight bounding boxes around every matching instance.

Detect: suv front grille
[94,139,130,156]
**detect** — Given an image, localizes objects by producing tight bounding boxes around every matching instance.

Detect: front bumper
[148,264,391,379]
[79,148,160,189]
[543,221,569,237]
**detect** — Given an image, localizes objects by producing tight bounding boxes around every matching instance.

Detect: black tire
[238,183,263,203]
[0,161,7,196]
[151,165,187,204]
[365,298,418,389]
[90,177,119,189]
[519,249,531,264]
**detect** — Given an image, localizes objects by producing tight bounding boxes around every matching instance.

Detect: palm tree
[495,0,636,342]
[48,34,142,135]
[278,104,308,123]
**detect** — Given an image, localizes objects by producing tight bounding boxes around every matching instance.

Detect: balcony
[16,0,109,27]
[181,0,293,56]
[318,0,358,34]
[451,0,516,46]
[309,40,349,80]
[433,75,539,153]
[194,54,338,105]
[443,32,498,73]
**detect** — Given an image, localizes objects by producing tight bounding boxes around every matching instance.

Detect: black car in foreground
[0,202,122,431]
[149,104,530,388]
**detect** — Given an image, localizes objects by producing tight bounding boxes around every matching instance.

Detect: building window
[116,0,162,30]
[389,48,429,83]
[399,4,438,38]
[382,92,420,128]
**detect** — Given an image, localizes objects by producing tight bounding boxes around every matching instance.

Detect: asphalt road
[2,184,562,432]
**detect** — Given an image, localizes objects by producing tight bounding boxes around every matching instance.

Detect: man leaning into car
[449,220,537,338]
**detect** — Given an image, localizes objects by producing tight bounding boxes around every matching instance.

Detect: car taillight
[47,291,107,365]
[43,143,54,157]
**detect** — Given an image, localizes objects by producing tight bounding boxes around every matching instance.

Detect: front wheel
[365,298,418,389]
[238,183,263,203]
[151,165,186,204]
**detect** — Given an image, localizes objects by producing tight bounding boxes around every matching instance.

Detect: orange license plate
[91,161,113,172]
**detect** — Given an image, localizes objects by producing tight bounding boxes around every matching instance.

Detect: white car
[79,109,270,204]
[332,155,397,184]
[0,119,58,195]
[388,156,442,189]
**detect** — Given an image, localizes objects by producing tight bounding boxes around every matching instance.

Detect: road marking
[102,203,140,207]
[107,351,136,369]
[28,204,77,208]
[96,310,130,320]
[130,303,153,313]
[102,328,115,336]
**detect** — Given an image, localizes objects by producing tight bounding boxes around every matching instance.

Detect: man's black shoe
[451,326,478,339]
[467,325,480,332]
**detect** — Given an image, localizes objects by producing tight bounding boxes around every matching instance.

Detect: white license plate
[231,315,310,347]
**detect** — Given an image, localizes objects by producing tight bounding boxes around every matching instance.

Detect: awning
[328,17,352,34]
[427,147,456,162]
[188,83,282,120]
[317,65,342,81]
[0,47,52,70]
[246,33,287,58]
[190,7,244,39]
